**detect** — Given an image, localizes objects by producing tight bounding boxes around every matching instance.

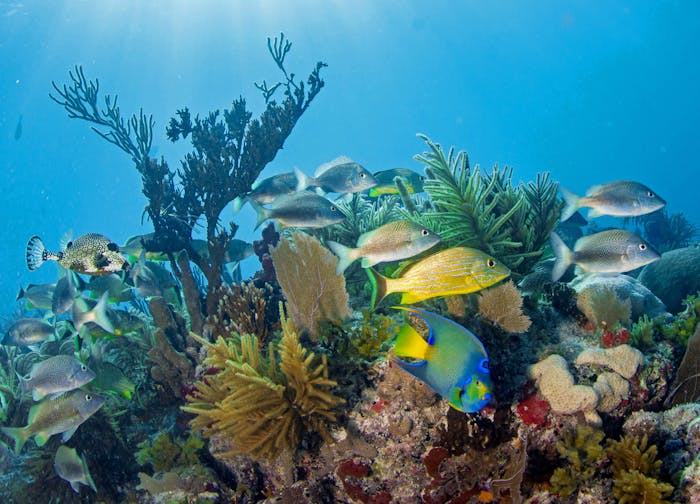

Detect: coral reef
[136,430,203,472]
[665,323,700,407]
[270,231,351,338]
[51,33,327,322]
[638,244,700,313]
[477,280,532,333]
[182,303,343,460]
[549,424,605,497]
[409,134,561,276]
[575,344,644,380]
[207,281,278,344]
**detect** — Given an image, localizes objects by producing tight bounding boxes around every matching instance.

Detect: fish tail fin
[326,241,356,274]
[393,323,430,360]
[91,292,114,334]
[559,187,580,222]
[232,195,247,215]
[294,166,314,191]
[81,452,97,492]
[1,426,29,454]
[16,287,25,301]
[26,236,53,271]
[550,232,572,282]
[249,200,270,230]
[367,268,389,310]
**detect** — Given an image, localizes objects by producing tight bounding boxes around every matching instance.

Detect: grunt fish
[327,220,441,274]
[560,181,666,221]
[26,233,129,276]
[17,283,56,310]
[295,156,378,194]
[1,389,105,453]
[85,274,134,304]
[250,191,346,229]
[367,247,510,308]
[52,267,79,315]
[368,168,425,197]
[3,318,54,347]
[22,354,95,401]
[243,172,299,205]
[54,445,97,493]
[550,230,660,282]
[72,292,114,334]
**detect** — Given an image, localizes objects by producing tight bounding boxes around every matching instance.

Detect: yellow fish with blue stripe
[393,306,493,413]
[367,246,510,308]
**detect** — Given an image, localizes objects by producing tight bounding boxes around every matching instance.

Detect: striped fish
[367,247,510,308]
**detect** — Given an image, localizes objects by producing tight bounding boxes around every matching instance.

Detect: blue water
[1,0,698,319]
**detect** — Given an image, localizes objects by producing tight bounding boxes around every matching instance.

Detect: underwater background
[1,1,700,503]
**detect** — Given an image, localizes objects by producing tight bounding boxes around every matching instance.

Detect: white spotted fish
[26,233,128,276]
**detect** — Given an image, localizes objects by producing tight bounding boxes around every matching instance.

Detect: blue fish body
[392,306,492,413]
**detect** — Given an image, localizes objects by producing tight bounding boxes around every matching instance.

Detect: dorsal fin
[314,155,353,177]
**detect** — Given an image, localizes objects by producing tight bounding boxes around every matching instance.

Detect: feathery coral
[270,231,351,338]
[576,285,632,330]
[478,280,531,333]
[182,303,343,460]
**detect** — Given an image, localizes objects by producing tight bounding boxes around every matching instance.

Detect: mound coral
[182,303,343,460]
[270,231,351,338]
[409,134,561,275]
[575,344,644,380]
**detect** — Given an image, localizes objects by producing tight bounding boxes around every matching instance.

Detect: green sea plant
[549,424,605,497]
[136,431,204,472]
[629,314,657,350]
[606,434,673,503]
[661,292,700,346]
[408,134,561,276]
[270,231,351,339]
[50,33,326,326]
[182,303,343,460]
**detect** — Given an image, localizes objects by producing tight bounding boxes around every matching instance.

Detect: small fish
[327,220,441,274]
[26,233,129,276]
[517,259,556,296]
[54,445,97,493]
[120,233,167,261]
[88,360,135,399]
[550,230,660,282]
[52,267,79,315]
[368,168,425,197]
[367,247,510,308]
[109,309,146,336]
[3,318,54,347]
[295,156,378,194]
[244,172,299,205]
[72,292,115,334]
[17,283,56,310]
[224,239,254,264]
[392,306,493,413]
[14,114,22,140]
[1,389,105,453]
[85,274,134,303]
[250,191,346,229]
[22,354,95,401]
[560,181,666,221]
[130,258,179,299]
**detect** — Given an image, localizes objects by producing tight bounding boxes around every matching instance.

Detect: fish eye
[81,364,87,371]
[330,205,337,211]
[360,172,366,178]
[421,229,430,236]
[639,243,647,251]
[487,258,496,268]
[647,191,654,198]
[85,394,92,401]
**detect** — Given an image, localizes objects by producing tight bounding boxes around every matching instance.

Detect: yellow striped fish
[367,247,510,308]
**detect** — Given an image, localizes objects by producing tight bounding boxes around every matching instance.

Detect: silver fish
[246,172,299,204]
[54,445,97,493]
[1,390,105,453]
[550,230,660,282]
[17,283,56,310]
[72,292,114,334]
[560,181,666,221]
[85,274,134,303]
[3,318,54,347]
[26,233,129,275]
[22,354,95,401]
[295,156,378,194]
[52,268,78,315]
[327,220,441,273]
[250,191,346,229]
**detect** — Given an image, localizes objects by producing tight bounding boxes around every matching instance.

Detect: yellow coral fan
[270,231,351,338]
[612,470,673,504]
[182,303,343,460]
[576,286,631,329]
[477,281,531,333]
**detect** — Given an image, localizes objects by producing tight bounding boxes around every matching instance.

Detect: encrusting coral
[549,424,606,497]
[270,231,351,338]
[409,134,561,276]
[478,280,532,333]
[182,303,343,460]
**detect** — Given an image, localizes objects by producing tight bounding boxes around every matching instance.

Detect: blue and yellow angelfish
[392,306,493,413]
